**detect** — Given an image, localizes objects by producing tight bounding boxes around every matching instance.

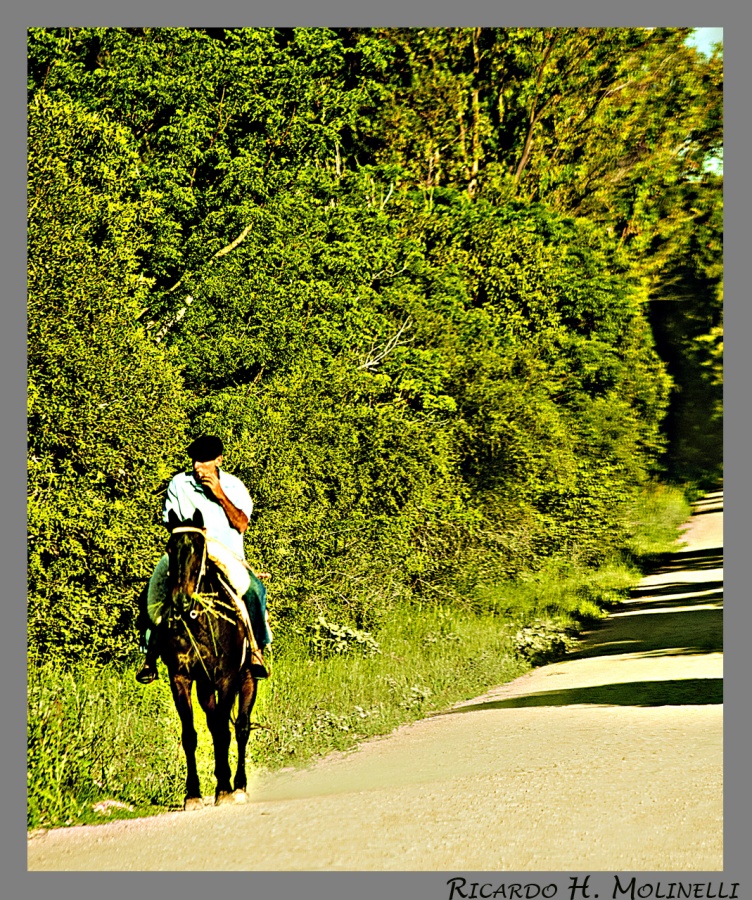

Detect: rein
[167,523,253,685]
[169,528,254,637]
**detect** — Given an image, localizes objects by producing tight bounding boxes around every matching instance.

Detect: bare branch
[359,319,413,371]
[380,183,395,210]
[370,263,410,285]
[153,295,194,343]
[513,32,561,186]
[141,224,254,337]
[213,224,253,259]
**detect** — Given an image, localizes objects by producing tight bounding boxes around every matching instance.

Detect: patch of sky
[685,28,723,57]
[685,29,723,175]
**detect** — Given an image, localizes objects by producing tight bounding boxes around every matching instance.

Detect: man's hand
[196,466,224,501]
[193,457,249,534]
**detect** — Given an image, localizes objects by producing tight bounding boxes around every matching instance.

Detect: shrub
[309,616,382,658]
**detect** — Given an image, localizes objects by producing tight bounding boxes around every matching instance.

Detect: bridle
[170,526,208,591]
[167,524,222,679]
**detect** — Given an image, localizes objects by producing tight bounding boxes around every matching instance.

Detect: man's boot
[241,577,270,679]
[249,646,269,680]
[136,626,159,684]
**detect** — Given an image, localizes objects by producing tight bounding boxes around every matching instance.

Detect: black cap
[187,435,224,462]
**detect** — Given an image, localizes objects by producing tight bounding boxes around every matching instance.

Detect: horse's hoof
[232,789,249,804]
[215,791,235,806]
[184,797,204,812]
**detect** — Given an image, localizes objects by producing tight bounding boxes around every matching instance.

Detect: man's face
[192,454,222,484]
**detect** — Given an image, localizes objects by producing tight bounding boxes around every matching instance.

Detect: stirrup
[136,662,158,684]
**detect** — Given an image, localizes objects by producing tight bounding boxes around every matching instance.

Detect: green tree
[27,27,701,667]
[28,91,189,664]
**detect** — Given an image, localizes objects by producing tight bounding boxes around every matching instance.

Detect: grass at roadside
[622,480,693,561]
[27,483,693,830]
[27,609,532,829]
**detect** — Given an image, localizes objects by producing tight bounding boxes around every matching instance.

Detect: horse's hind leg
[233,669,258,800]
[169,675,203,811]
[197,679,235,805]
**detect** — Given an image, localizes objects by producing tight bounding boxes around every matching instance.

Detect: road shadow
[644,547,723,575]
[447,678,723,712]
[437,537,724,715]
[620,589,723,616]
[629,578,723,601]
[568,589,723,660]
[619,591,723,614]
[692,488,723,502]
[602,605,722,655]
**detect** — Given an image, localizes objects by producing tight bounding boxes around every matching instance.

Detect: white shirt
[163,469,253,560]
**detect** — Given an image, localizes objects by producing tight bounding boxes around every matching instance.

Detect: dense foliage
[27,28,722,667]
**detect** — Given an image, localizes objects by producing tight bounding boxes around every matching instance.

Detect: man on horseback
[136,434,271,684]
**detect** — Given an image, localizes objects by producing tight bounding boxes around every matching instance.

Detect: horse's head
[166,508,207,616]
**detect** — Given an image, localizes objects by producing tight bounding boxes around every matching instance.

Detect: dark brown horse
[156,508,258,810]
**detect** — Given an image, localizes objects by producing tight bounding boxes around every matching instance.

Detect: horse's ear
[167,509,180,531]
[192,509,204,529]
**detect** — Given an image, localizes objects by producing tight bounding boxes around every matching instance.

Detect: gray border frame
[6,3,746,900]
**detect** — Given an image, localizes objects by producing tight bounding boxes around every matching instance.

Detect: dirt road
[28,492,723,871]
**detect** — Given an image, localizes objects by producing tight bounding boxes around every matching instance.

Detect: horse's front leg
[196,677,234,805]
[169,674,203,811]
[233,668,258,799]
